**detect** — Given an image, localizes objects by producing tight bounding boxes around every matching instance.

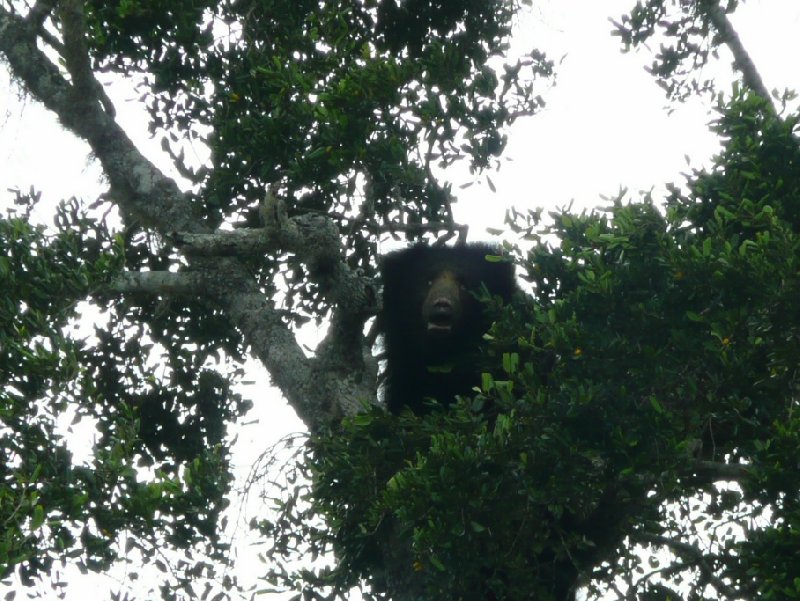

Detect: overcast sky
[1,1,799,599]
[450,0,800,229]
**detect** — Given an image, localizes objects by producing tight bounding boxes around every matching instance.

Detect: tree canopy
[1,1,799,600]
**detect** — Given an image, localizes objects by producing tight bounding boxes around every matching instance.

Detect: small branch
[703,1,773,109]
[160,137,209,185]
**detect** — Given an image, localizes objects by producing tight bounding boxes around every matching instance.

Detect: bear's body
[380,244,516,414]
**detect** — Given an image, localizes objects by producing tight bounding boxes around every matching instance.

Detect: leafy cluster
[261,93,800,600]
[0,197,246,595]
[612,0,741,101]
[1,198,119,583]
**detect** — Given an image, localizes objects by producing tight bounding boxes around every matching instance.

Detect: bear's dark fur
[380,244,516,414]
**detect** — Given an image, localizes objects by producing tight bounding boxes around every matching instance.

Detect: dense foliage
[0,196,244,592]
[262,93,800,599]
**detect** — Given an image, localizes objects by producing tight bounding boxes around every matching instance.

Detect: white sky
[451,0,800,230]
[1,0,799,598]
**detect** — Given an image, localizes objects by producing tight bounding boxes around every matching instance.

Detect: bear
[379,244,516,414]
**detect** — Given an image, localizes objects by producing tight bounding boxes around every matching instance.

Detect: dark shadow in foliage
[379,244,516,415]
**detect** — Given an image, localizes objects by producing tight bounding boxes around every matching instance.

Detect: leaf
[352,414,374,426]
[429,555,446,571]
[31,505,45,531]
[649,396,664,414]
[502,352,519,374]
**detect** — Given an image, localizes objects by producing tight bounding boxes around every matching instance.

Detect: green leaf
[429,555,446,571]
[31,505,45,531]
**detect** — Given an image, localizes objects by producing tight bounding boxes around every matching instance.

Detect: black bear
[380,244,516,414]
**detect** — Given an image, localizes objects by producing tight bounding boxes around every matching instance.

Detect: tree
[0,0,546,597]
[0,1,798,600]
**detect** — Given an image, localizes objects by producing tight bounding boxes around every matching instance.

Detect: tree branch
[107,271,208,296]
[173,229,276,257]
[26,0,59,30]
[175,191,376,311]
[0,7,195,231]
[703,1,773,109]
[58,0,115,116]
[104,262,377,427]
[0,6,377,429]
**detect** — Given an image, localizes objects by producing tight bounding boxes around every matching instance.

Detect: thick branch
[174,192,343,276]
[58,0,115,116]
[107,271,208,296]
[703,1,773,109]
[175,224,376,311]
[0,6,376,430]
[175,192,376,309]
[174,229,276,257]
[104,265,375,427]
[176,191,380,412]
[1,8,194,231]
[208,271,376,426]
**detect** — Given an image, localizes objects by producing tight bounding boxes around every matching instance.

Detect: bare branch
[173,229,275,257]
[175,191,376,314]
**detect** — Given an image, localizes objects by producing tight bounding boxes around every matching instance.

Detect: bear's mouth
[427,321,452,331]
[427,303,455,331]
